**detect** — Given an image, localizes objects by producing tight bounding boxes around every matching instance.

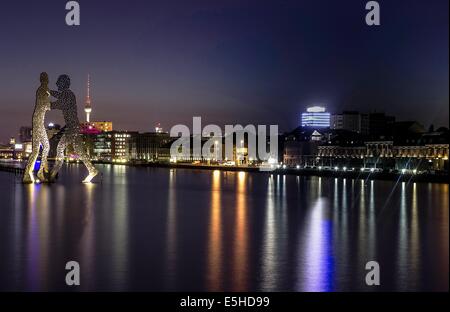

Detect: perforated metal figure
[49,74,99,183]
[23,72,51,183]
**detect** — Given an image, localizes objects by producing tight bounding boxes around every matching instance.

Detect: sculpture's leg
[73,134,98,183]
[37,129,50,182]
[23,136,40,183]
[49,134,67,182]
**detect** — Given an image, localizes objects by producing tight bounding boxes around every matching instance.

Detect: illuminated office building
[81,121,113,134]
[301,106,330,128]
[111,131,137,162]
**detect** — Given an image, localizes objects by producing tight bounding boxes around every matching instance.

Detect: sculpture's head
[40,72,49,85]
[56,74,71,91]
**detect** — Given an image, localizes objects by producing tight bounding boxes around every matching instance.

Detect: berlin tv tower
[85,74,92,123]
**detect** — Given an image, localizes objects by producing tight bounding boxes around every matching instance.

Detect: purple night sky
[0,0,448,143]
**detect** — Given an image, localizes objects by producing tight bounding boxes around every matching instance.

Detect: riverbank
[101,161,450,184]
[1,161,448,184]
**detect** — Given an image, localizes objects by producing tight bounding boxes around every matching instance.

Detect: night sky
[0,0,448,143]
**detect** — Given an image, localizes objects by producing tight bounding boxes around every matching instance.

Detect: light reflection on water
[232,171,248,291]
[165,169,177,289]
[261,176,277,291]
[0,164,448,291]
[299,196,334,292]
[206,170,222,291]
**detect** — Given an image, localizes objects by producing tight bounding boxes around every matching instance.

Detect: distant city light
[155,123,163,133]
[268,158,277,165]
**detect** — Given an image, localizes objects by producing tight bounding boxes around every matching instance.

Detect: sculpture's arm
[50,90,61,99]
[50,98,63,110]
[50,90,64,110]
[44,90,51,111]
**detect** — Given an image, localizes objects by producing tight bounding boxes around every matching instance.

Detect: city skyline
[0,0,448,143]
[5,102,447,145]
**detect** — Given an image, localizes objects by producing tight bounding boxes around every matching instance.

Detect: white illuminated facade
[301,106,330,128]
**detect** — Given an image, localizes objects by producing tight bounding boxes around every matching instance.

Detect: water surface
[0,164,448,291]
